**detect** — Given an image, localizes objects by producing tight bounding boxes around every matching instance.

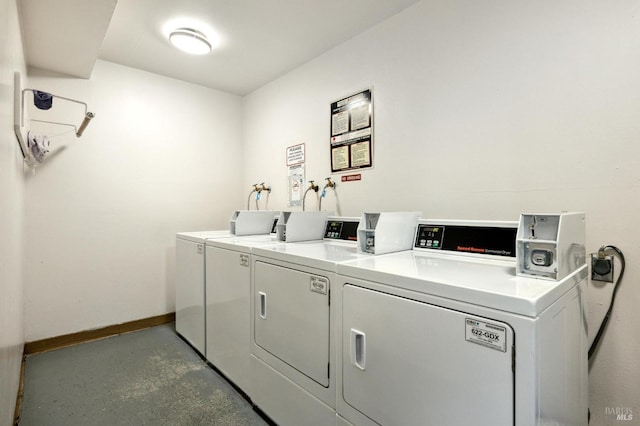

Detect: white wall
[0,0,25,424]
[23,60,244,341]
[8,0,639,423]
[243,0,640,423]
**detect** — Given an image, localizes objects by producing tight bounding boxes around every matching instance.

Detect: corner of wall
[1,0,27,424]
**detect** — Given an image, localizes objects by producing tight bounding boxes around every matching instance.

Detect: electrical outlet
[591,254,614,283]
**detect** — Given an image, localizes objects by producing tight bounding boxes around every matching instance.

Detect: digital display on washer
[324,220,359,241]
[414,224,516,257]
[415,226,444,249]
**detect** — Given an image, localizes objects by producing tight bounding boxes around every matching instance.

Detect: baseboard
[13,354,25,426]
[23,313,176,355]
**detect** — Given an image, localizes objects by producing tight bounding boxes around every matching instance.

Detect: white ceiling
[19,0,421,96]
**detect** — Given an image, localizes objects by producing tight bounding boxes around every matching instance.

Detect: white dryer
[249,212,420,426]
[335,214,588,426]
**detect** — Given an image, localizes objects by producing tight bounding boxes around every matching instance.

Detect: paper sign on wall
[287,143,305,206]
[330,89,373,173]
[287,143,305,166]
[288,164,304,207]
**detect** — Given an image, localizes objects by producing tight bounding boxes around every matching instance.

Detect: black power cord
[588,245,626,359]
[587,245,625,424]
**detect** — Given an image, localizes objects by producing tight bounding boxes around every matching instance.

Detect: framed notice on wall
[330,89,373,173]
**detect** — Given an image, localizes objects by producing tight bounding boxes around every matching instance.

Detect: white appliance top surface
[176,230,230,243]
[337,250,587,317]
[252,240,372,272]
[206,234,280,252]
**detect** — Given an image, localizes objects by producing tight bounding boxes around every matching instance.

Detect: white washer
[176,230,232,356]
[204,232,281,398]
[335,217,588,426]
[175,210,278,357]
[204,211,332,401]
[249,215,418,426]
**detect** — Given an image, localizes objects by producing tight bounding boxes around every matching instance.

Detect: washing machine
[249,212,420,426]
[205,211,332,399]
[175,210,277,356]
[334,213,588,426]
[176,230,233,355]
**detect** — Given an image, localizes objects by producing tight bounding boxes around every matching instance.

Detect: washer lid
[175,230,230,243]
[206,234,280,252]
[337,251,587,317]
[252,240,371,272]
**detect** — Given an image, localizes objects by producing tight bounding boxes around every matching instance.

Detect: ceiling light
[169,28,212,55]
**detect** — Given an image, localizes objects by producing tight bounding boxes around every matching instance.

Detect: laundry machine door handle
[259,291,267,319]
[350,329,366,370]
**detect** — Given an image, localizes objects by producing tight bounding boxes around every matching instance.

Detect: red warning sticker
[341,174,362,182]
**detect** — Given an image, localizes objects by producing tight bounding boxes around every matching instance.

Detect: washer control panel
[324,220,359,241]
[414,223,517,258]
[415,225,444,249]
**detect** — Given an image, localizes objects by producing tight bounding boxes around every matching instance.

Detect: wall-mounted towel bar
[21,88,95,137]
[13,71,95,167]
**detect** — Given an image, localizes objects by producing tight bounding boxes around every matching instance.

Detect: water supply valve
[259,182,271,193]
[324,177,335,189]
[321,177,335,197]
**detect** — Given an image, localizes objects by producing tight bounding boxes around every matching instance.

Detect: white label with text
[310,276,328,295]
[465,318,507,352]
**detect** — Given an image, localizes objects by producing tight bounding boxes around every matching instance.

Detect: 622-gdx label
[465,318,507,352]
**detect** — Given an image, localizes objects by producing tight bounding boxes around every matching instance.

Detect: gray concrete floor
[18,324,272,425]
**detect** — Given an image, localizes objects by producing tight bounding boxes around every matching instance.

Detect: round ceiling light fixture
[169,28,212,55]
